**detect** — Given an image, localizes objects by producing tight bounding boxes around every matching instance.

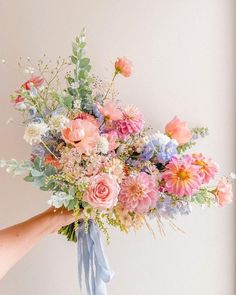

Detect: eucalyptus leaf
[80,58,90,68]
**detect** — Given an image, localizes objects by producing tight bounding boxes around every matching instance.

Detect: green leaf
[67,199,77,210]
[24,175,34,182]
[80,42,86,48]
[33,157,43,171]
[31,169,44,177]
[40,186,49,191]
[72,42,78,56]
[71,55,78,64]
[63,96,73,109]
[45,165,57,176]
[80,58,90,68]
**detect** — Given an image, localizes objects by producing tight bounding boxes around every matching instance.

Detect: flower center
[196,160,206,170]
[177,168,190,181]
[129,183,144,199]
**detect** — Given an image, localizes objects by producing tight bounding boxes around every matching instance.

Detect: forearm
[0,209,60,280]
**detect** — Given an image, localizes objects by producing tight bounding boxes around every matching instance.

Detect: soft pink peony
[192,153,219,184]
[62,119,99,155]
[215,178,233,207]
[116,105,145,139]
[165,116,192,145]
[162,155,202,197]
[75,112,100,128]
[115,57,133,77]
[22,76,44,90]
[84,173,120,209]
[97,100,123,121]
[118,172,159,213]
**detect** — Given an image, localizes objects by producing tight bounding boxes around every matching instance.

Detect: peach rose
[215,178,233,207]
[115,57,133,77]
[75,112,100,128]
[62,119,99,155]
[165,116,192,145]
[97,100,123,121]
[84,173,120,209]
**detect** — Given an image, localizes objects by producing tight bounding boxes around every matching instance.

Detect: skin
[0,207,74,280]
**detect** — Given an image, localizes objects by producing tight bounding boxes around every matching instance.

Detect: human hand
[42,207,75,233]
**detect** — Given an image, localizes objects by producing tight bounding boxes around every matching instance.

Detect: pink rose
[165,116,192,145]
[215,178,233,207]
[62,119,99,155]
[115,57,133,77]
[84,173,120,209]
[97,100,123,121]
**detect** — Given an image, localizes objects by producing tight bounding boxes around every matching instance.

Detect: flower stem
[41,141,59,160]
[103,71,118,101]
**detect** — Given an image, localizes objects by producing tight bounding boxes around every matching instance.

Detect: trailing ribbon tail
[77,221,114,295]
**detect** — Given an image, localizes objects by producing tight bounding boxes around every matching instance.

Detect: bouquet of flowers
[1,30,234,295]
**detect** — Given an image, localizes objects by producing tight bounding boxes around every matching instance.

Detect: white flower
[73,99,81,109]
[149,131,178,146]
[97,136,109,154]
[230,172,236,180]
[71,81,80,89]
[108,158,124,182]
[15,102,27,111]
[49,114,69,132]
[24,122,49,145]
[6,117,14,125]
[48,192,74,208]
[1,59,6,64]
[25,66,35,74]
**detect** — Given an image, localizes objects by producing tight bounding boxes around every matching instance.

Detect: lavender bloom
[93,103,104,124]
[156,195,192,219]
[31,145,45,158]
[126,158,142,169]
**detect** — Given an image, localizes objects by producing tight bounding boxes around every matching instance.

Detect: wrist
[39,208,62,234]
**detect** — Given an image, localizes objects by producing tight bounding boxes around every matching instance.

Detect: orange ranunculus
[44,154,62,170]
[165,116,192,145]
[115,57,133,77]
[62,119,99,155]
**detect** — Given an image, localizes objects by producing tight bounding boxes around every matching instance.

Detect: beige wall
[0,0,235,294]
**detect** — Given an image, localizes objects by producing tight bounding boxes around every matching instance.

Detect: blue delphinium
[156,194,192,219]
[141,132,177,164]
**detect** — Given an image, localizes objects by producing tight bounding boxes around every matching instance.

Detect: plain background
[0,0,235,294]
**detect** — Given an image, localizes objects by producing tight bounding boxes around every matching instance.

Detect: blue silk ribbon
[77,221,114,295]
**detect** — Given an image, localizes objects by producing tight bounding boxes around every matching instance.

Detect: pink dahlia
[118,172,159,213]
[192,153,219,184]
[162,155,202,197]
[215,178,233,207]
[116,105,144,139]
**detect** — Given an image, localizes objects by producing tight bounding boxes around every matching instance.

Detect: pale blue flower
[48,192,74,208]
